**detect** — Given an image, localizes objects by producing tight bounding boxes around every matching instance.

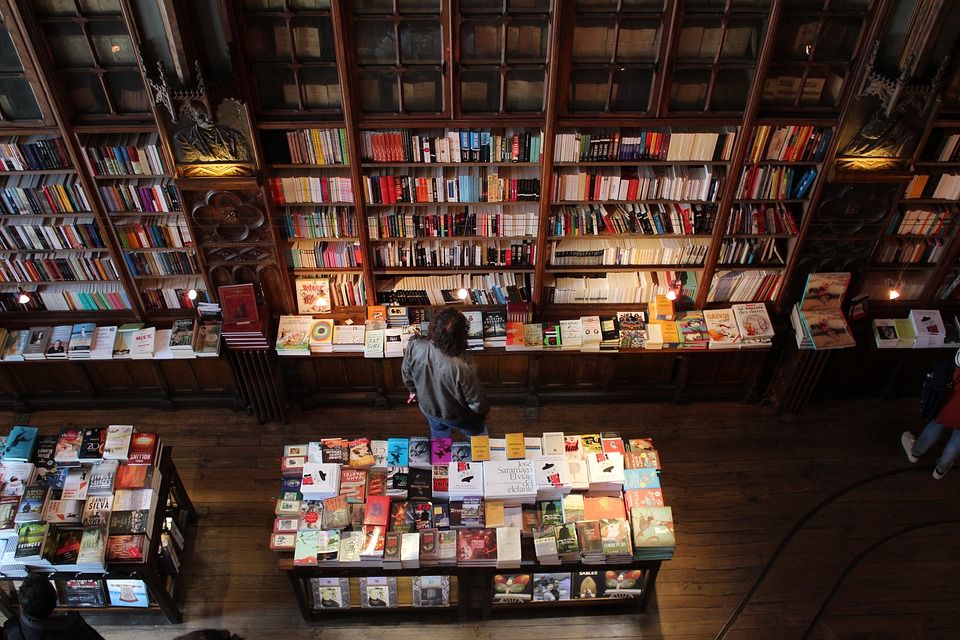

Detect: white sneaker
[901,432,919,463]
[934,467,946,480]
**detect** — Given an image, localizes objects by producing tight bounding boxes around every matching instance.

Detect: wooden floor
[1,397,958,640]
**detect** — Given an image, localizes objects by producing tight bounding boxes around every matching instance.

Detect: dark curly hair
[428,307,469,357]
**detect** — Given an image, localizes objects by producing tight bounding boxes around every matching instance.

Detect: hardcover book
[58,579,106,608]
[103,425,133,460]
[492,573,532,603]
[105,578,150,607]
[218,283,259,325]
[127,432,157,465]
[79,428,106,460]
[296,278,332,314]
[2,425,38,462]
[106,534,148,561]
[311,577,351,609]
[413,575,450,607]
[54,428,83,463]
[359,576,397,608]
[533,572,571,601]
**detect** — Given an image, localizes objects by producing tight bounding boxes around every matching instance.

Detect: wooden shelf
[373,266,535,274]
[268,164,350,169]
[92,174,173,180]
[275,202,355,207]
[106,211,184,217]
[722,233,796,238]
[732,198,809,203]
[361,162,540,168]
[7,279,121,285]
[369,235,536,242]
[0,248,111,254]
[291,267,364,274]
[551,200,717,205]
[715,263,787,270]
[545,265,706,272]
[553,161,729,167]
[285,237,361,242]
[741,160,821,166]
[131,274,202,280]
[0,213,95,219]
[120,247,197,253]
[0,169,76,176]
[547,233,715,239]
[365,202,539,208]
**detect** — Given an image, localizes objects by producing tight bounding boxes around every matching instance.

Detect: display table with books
[0,426,197,623]
[272,432,674,622]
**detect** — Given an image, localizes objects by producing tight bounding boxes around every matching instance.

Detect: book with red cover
[456,528,497,562]
[339,468,367,504]
[583,495,626,521]
[218,284,258,325]
[363,495,390,527]
[366,471,386,497]
[624,488,664,508]
[106,534,147,561]
[127,433,157,465]
[114,464,156,490]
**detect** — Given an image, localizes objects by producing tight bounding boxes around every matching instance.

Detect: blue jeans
[913,421,960,473]
[426,413,488,440]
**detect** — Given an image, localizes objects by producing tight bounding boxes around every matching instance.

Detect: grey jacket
[401,335,489,422]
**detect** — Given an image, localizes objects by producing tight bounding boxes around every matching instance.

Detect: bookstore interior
[0,0,958,636]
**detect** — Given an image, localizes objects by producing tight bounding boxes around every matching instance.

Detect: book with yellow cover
[484,499,505,528]
[505,433,526,459]
[470,435,490,462]
[649,320,680,348]
[649,294,674,321]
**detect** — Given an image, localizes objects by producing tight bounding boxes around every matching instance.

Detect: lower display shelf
[280,561,660,623]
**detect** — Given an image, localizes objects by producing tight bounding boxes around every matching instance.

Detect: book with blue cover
[623,468,661,491]
[105,578,150,607]
[386,438,409,467]
[2,426,38,462]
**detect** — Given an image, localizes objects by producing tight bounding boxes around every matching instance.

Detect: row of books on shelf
[889,206,957,236]
[372,240,536,269]
[359,129,544,164]
[717,238,785,266]
[0,175,91,216]
[931,133,960,162]
[0,254,118,284]
[735,165,817,200]
[3,576,155,609]
[0,425,169,579]
[905,174,960,200]
[745,125,831,163]
[287,241,363,270]
[873,309,959,349]
[121,251,199,277]
[307,575,454,610]
[0,317,220,362]
[276,301,773,355]
[288,275,366,312]
[81,134,169,177]
[548,238,709,267]
[269,176,355,205]
[724,203,799,235]
[284,128,348,166]
[306,570,645,609]
[545,271,696,305]
[377,273,531,307]
[705,269,782,303]
[363,173,541,205]
[115,222,193,250]
[789,272,855,351]
[550,203,717,237]
[140,279,209,311]
[553,130,736,163]
[0,222,105,252]
[96,181,181,214]
[280,208,358,239]
[0,137,71,172]
[0,284,131,313]
[271,433,674,570]
[874,238,945,264]
[551,167,720,203]
[367,211,539,240]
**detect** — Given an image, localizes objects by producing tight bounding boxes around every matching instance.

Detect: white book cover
[370,440,388,469]
[586,452,625,485]
[496,526,522,567]
[541,432,565,456]
[306,442,323,463]
[533,455,571,489]
[129,327,156,359]
[103,425,133,461]
[579,316,602,349]
[301,462,340,496]
[482,460,536,496]
[363,329,384,358]
[732,303,775,341]
[87,460,119,495]
[152,329,173,359]
[61,467,90,501]
[113,489,154,511]
[559,320,582,349]
[702,308,742,348]
[90,326,117,359]
[447,461,484,495]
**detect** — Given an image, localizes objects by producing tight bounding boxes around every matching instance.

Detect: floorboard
[0,397,957,640]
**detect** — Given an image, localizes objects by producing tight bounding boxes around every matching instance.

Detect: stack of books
[219,285,271,350]
[448,462,484,502]
[909,309,946,348]
[482,460,537,506]
[586,452,625,494]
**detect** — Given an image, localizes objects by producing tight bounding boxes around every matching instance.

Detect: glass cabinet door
[0,9,44,122]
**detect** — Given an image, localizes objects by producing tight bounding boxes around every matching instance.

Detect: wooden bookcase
[0,446,199,624]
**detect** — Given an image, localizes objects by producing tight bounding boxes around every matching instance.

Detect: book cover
[616,311,647,349]
[408,436,431,469]
[15,521,48,558]
[431,438,452,465]
[311,577,351,609]
[703,308,742,348]
[800,272,850,311]
[492,574,532,603]
[2,426,38,462]
[275,316,312,353]
[732,303,775,341]
[413,575,450,607]
[482,310,507,344]
[572,571,605,598]
[45,325,71,356]
[359,576,397,608]
[52,528,82,564]
[127,432,157,465]
[79,428,106,460]
[218,283,258,325]
[456,528,497,562]
[83,495,114,527]
[470,435,490,462]
[309,319,334,351]
[533,572,571,601]
[295,279,332,314]
[54,427,83,463]
[61,467,90,501]
[363,495,390,527]
[386,438,409,467]
[58,579,106,608]
[348,438,375,468]
[105,578,150,607]
[339,468,367,503]
[800,308,856,350]
[505,433,526,459]
[15,485,49,522]
[604,569,643,596]
[77,526,107,565]
[45,499,83,525]
[103,425,133,460]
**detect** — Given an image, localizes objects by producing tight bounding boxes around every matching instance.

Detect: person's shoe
[901,432,919,463]
[934,467,946,480]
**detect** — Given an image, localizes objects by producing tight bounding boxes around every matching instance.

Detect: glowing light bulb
[111,45,122,53]
[666,289,677,301]
[17,291,30,305]
[456,287,469,300]
[888,287,900,300]
[187,288,198,301]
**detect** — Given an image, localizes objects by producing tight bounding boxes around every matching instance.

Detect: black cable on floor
[713,465,933,640]
[800,519,960,640]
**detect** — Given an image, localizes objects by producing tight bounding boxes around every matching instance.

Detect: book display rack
[0,428,197,623]
[273,431,672,622]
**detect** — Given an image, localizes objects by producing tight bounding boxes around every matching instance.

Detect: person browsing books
[402,308,489,439]
[3,574,104,640]
[902,348,960,479]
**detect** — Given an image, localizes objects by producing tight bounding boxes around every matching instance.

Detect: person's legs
[455,413,487,438]
[426,415,453,440]
[934,428,960,477]
[913,421,945,457]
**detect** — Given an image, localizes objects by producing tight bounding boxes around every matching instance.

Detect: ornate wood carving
[181,188,290,314]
